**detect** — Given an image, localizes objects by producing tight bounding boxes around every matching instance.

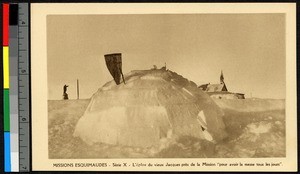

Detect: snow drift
[213,98,285,112]
[73,69,227,147]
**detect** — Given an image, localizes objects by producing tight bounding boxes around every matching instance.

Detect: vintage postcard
[31,3,297,171]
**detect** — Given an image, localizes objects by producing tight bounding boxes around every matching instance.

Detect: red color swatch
[3,3,9,46]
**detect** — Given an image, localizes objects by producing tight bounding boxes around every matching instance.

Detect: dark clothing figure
[63,85,69,100]
[63,85,69,94]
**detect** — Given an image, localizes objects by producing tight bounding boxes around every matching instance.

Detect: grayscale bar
[9,19,19,173]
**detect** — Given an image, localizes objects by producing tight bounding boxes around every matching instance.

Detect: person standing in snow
[63,84,69,100]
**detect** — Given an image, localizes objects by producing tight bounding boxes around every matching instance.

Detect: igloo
[73,69,227,147]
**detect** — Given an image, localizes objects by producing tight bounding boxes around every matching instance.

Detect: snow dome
[73,69,228,147]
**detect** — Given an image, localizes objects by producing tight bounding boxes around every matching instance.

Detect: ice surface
[198,110,207,124]
[182,87,194,96]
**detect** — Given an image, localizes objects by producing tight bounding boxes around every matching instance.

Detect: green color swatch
[4,89,10,131]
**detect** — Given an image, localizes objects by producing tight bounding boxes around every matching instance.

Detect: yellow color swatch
[3,47,9,89]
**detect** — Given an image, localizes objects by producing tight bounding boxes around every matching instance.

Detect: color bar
[9,3,19,171]
[3,3,11,172]
[4,132,11,172]
[3,89,9,131]
[3,4,9,46]
[3,34,9,89]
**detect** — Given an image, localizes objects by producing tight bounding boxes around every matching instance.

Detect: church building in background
[198,71,245,99]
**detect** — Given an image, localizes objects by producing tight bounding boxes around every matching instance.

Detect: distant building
[199,71,245,99]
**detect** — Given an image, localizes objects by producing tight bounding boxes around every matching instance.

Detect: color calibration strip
[3,3,11,172]
[3,3,22,172]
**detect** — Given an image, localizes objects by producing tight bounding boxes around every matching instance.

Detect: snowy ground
[48,99,285,158]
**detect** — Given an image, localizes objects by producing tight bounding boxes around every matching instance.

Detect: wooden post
[77,79,79,99]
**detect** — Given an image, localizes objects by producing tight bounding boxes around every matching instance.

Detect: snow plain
[48,98,285,158]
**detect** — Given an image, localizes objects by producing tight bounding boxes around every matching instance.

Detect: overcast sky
[47,14,285,100]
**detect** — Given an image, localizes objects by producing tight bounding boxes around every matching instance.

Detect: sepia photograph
[31,3,296,171]
[47,13,286,159]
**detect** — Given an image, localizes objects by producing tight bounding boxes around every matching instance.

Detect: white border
[31,3,297,171]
